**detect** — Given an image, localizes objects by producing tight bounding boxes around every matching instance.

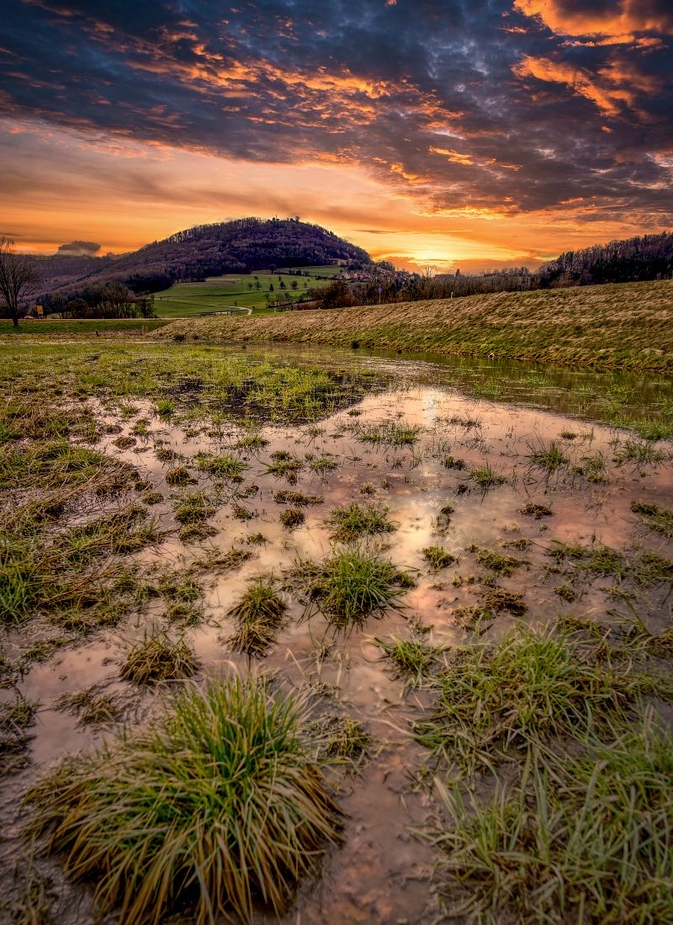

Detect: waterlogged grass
[468,545,524,576]
[120,630,199,685]
[0,697,37,757]
[416,625,662,771]
[195,452,247,481]
[296,548,414,629]
[325,502,397,543]
[526,439,569,472]
[433,714,673,924]
[1,495,160,628]
[0,343,383,429]
[468,465,506,489]
[354,421,421,446]
[375,635,446,686]
[422,546,457,570]
[266,450,304,483]
[25,679,343,923]
[227,577,287,657]
[632,500,673,538]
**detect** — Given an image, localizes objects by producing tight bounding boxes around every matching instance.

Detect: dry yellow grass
[153,279,673,370]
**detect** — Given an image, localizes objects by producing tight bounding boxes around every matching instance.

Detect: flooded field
[2,342,673,924]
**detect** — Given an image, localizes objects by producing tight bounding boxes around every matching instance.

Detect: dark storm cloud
[2,0,673,219]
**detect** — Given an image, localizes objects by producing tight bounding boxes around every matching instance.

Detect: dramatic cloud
[1,0,672,266]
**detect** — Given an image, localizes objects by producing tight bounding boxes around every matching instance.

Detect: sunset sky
[2,0,673,271]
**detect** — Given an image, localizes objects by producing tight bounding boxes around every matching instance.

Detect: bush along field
[2,337,673,924]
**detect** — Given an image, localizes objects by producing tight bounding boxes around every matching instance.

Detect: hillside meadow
[154,278,673,371]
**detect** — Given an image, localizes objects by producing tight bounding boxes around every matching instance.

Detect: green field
[0,318,169,335]
[153,266,343,318]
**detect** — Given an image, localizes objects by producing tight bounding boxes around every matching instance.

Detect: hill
[35,218,372,298]
[153,278,673,372]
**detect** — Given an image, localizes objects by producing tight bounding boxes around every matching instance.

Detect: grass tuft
[416,624,658,771]
[298,548,413,629]
[325,502,397,542]
[422,545,457,570]
[227,577,287,657]
[433,714,673,923]
[120,630,199,685]
[25,679,343,924]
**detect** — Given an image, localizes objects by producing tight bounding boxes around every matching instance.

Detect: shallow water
[3,369,673,924]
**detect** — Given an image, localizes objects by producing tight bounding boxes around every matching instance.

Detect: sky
[1,0,673,272]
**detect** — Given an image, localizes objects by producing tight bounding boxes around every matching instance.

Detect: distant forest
[537,232,673,287]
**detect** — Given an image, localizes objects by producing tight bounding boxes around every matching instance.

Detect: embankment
[153,279,673,371]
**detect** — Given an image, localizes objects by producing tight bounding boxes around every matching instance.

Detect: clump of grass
[375,635,446,685]
[190,545,254,573]
[555,584,577,602]
[325,502,397,543]
[575,451,609,483]
[434,503,454,534]
[307,454,339,475]
[299,549,413,629]
[112,435,136,450]
[172,491,216,524]
[416,625,656,771]
[443,456,467,470]
[632,500,673,538]
[235,433,269,451]
[280,508,305,529]
[355,421,420,446]
[195,452,247,481]
[154,398,175,418]
[54,685,125,726]
[178,522,218,544]
[314,714,371,768]
[25,679,343,924]
[526,440,569,472]
[468,545,524,576]
[273,490,323,506]
[120,630,199,685]
[520,501,552,519]
[155,446,177,463]
[164,466,194,486]
[433,714,673,924]
[266,450,304,483]
[468,465,506,489]
[422,546,457,571]
[232,503,255,521]
[246,532,267,546]
[227,577,286,657]
[480,587,527,615]
[452,606,493,631]
[1,696,37,756]
[616,439,667,466]
[548,540,628,581]
[141,489,163,505]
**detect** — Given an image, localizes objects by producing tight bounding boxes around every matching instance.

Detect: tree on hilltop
[0,239,41,328]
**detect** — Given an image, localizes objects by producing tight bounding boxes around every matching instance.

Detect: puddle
[3,373,673,924]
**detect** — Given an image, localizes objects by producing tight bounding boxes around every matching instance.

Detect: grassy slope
[153,279,673,371]
[154,266,343,317]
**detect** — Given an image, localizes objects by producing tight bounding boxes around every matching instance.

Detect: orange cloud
[513,55,651,116]
[429,146,474,166]
[514,0,673,40]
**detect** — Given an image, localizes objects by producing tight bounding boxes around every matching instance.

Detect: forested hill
[35,218,372,296]
[538,231,673,287]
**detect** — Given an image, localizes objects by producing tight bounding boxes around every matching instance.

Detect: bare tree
[0,239,41,328]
